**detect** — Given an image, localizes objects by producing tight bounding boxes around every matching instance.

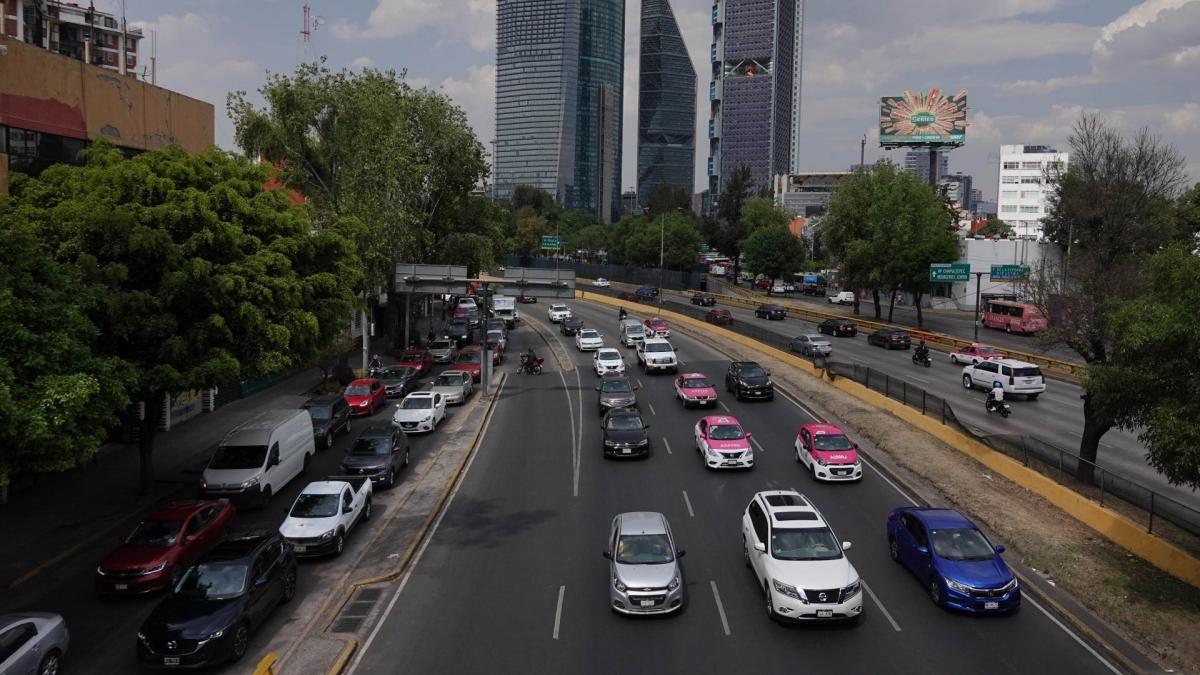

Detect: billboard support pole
[928,148,939,186]
[973,272,984,341]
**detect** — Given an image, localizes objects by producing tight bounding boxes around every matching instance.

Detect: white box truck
[492,295,519,328]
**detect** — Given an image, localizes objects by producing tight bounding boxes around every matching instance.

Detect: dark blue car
[886,507,1020,613]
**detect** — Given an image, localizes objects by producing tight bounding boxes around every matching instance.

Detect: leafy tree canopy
[975,218,1013,238]
[644,184,692,221]
[741,196,790,235]
[741,225,807,281]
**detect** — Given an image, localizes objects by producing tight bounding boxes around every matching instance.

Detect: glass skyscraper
[637,0,696,208]
[572,0,625,222]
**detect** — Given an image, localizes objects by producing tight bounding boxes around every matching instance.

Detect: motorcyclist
[914,340,930,362]
[368,353,382,372]
[986,380,1005,413]
[523,347,538,373]
[619,307,628,322]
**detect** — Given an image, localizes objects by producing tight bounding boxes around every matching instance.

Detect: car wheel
[334,532,345,556]
[261,486,273,505]
[950,355,958,364]
[743,536,751,568]
[324,431,334,449]
[764,583,777,621]
[230,623,250,661]
[344,418,351,434]
[385,468,395,488]
[928,579,943,606]
[363,498,373,521]
[38,650,61,675]
[1006,324,1012,334]
[404,450,410,467]
[281,568,298,603]
[889,537,900,562]
[301,453,311,475]
[962,375,973,390]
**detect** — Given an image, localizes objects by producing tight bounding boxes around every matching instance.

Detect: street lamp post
[658,211,665,313]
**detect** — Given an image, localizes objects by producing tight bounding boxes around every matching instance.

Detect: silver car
[430,371,473,405]
[791,334,833,357]
[428,339,457,364]
[0,613,69,675]
[603,512,685,615]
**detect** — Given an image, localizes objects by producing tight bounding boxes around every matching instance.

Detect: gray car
[430,371,474,405]
[340,423,409,488]
[596,373,638,416]
[790,334,833,357]
[0,612,70,675]
[428,339,457,364]
[603,512,685,615]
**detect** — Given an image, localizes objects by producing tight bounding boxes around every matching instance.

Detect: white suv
[742,490,862,623]
[961,358,1046,400]
[637,338,677,374]
[547,304,572,323]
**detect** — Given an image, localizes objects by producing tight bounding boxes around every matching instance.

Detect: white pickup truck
[279,476,373,557]
[828,291,856,305]
[637,338,678,374]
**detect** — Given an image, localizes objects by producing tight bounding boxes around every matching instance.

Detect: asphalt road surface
[678,297,1197,514]
[348,299,1122,675]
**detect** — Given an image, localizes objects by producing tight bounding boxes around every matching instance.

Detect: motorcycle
[912,350,931,368]
[519,355,544,375]
[985,394,1011,418]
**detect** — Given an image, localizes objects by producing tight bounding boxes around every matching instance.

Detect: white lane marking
[682,490,695,517]
[907,375,931,385]
[662,437,673,454]
[710,581,732,636]
[719,401,731,412]
[774,389,821,423]
[677,359,686,366]
[552,585,566,640]
[751,436,766,454]
[575,360,584,497]
[1025,594,1121,675]
[648,402,657,416]
[558,369,580,498]
[348,377,507,674]
[862,580,901,632]
[860,458,919,507]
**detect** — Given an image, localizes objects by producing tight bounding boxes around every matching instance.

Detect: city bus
[982,299,1048,335]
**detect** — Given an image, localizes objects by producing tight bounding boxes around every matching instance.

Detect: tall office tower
[572,0,625,222]
[997,144,1069,239]
[903,147,950,183]
[709,0,799,204]
[788,0,805,173]
[494,0,581,203]
[636,0,697,209]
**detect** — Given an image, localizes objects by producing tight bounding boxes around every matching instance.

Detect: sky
[119,0,1200,202]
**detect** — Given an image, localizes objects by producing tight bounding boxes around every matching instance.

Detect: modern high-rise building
[939,173,974,212]
[572,0,624,222]
[903,147,950,183]
[997,144,1068,239]
[637,0,696,209]
[708,0,803,204]
[494,0,581,204]
[3,0,143,76]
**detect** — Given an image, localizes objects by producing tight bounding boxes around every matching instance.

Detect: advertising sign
[990,264,1030,281]
[880,88,967,146]
[929,262,971,282]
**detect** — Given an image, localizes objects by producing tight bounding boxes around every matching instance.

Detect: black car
[444,320,473,346]
[618,291,638,301]
[136,532,298,669]
[818,318,858,337]
[635,286,658,302]
[560,316,585,336]
[596,373,639,416]
[340,423,409,488]
[691,293,716,306]
[377,365,420,398]
[725,361,774,401]
[602,408,651,459]
[868,328,911,350]
[303,396,352,449]
[486,318,507,335]
[755,304,786,320]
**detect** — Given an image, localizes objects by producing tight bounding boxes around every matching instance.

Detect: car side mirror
[633,384,641,390]
[602,550,612,560]
[852,442,860,449]
[254,577,268,589]
[745,432,753,439]
[994,544,1006,554]
[643,424,651,429]
[754,542,766,553]
[676,549,686,558]
[594,385,601,391]
[916,546,929,556]
[841,541,852,551]
[184,535,198,544]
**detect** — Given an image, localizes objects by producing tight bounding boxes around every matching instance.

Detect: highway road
[349,298,1122,675]
[664,296,1198,515]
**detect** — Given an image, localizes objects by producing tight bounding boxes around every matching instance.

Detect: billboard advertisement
[880,88,967,146]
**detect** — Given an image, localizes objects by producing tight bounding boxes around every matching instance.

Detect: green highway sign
[990,264,1030,281]
[540,235,561,250]
[698,243,711,253]
[929,262,971,282]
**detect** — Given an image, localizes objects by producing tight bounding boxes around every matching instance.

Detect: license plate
[984,601,999,610]
[640,599,655,607]
[164,657,181,666]
[723,461,739,466]
[294,545,307,553]
[817,610,833,618]
[115,583,128,590]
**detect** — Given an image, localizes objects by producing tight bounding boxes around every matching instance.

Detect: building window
[1002,162,1019,170]
[1001,190,1018,199]
[1020,205,1040,214]
[1021,161,1041,170]
[1000,205,1017,213]
[1021,176,1040,184]
[1001,176,1019,184]
[1020,191,1040,200]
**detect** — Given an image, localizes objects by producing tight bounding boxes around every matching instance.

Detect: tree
[1030,113,1190,484]
[511,184,560,221]
[618,213,701,270]
[975,217,1013,238]
[741,226,807,282]
[571,223,610,259]
[1088,245,1200,489]
[644,184,692,220]
[509,206,550,257]
[705,164,756,280]
[9,142,362,494]
[741,196,790,235]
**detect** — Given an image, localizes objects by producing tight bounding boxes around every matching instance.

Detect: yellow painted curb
[579,291,1200,589]
[253,651,278,675]
[326,638,358,675]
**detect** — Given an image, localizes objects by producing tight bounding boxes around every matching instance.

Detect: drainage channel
[329,586,385,635]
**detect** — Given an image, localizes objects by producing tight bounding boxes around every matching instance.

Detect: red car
[344,378,387,416]
[517,293,538,304]
[95,500,235,594]
[447,345,483,382]
[754,278,772,289]
[397,348,434,378]
[949,343,1008,365]
[706,309,733,326]
[485,337,505,365]
[644,317,670,338]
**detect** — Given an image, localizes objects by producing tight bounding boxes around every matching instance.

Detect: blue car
[886,507,1020,613]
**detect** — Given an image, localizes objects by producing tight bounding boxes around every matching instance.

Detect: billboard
[880,88,967,146]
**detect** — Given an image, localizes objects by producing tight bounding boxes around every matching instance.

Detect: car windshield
[400,351,425,361]
[209,444,267,470]
[306,404,333,420]
[290,493,340,518]
[813,434,853,451]
[598,351,620,361]
[771,527,843,561]
[808,336,829,344]
[457,352,481,364]
[551,305,567,312]
[175,562,249,599]
[615,533,674,564]
[601,380,632,393]
[345,385,371,396]
[126,519,184,546]
[625,326,644,335]
[930,528,996,561]
[607,415,644,431]
[708,425,744,440]
[430,340,453,351]
[488,331,503,339]
[401,397,433,409]
[448,322,468,332]
[1012,366,1042,378]
[434,374,462,387]
[379,367,412,380]
[351,437,391,456]
[646,343,672,353]
[978,346,1001,355]
[738,366,766,378]
[683,378,710,389]
[580,330,599,339]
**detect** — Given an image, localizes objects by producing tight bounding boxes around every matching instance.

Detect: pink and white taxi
[695,416,754,470]
[794,423,862,482]
[674,372,717,408]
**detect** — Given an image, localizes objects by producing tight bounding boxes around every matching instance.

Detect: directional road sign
[929,262,971,282]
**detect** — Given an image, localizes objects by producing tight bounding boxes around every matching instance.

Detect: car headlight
[635,439,649,447]
[842,580,861,598]
[208,627,226,640]
[241,477,260,489]
[738,380,749,387]
[143,562,167,575]
[604,440,617,446]
[96,565,109,576]
[945,578,972,594]
[668,576,680,591]
[137,631,149,644]
[816,458,827,466]
[999,577,1019,592]
[613,578,627,592]
[772,578,803,600]
[422,416,433,423]
[854,458,862,466]
[319,529,336,540]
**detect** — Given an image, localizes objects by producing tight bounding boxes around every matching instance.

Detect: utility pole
[480,282,491,400]
[657,211,666,315]
[928,147,939,187]
[860,134,866,168]
[973,271,984,341]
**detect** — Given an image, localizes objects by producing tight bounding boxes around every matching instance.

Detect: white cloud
[1165,102,1200,131]
[349,56,375,70]
[333,0,495,53]
[439,64,496,150]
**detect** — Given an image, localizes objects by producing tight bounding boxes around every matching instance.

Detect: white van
[201,409,315,508]
[620,319,646,347]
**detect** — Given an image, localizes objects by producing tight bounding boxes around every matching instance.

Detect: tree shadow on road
[433,494,556,549]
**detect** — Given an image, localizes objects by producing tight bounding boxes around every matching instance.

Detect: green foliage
[740,197,790,235]
[1088,245,1200,488]
[510,185,560,220]
[741,226,807,280]
[614,214,701,270]
[975,218,1013,238]
[644,184,692,221]
[571,223,610,255]
[705,164,756,262]
[509,206,551,257]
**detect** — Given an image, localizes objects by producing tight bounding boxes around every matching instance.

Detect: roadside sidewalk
[0,367,327,595]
